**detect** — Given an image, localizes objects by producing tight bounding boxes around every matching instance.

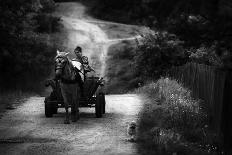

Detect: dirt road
[0,2,143,155]
[0,95,142,155]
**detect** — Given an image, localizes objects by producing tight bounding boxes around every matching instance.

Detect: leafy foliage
[84,0,232,69]
[0,0,59,91]
[35,13,61,33]
[188,43,232,69]
[134,28,188,79]
[136,78,221,154]
[40,0,56,13]
[189,44,223,67]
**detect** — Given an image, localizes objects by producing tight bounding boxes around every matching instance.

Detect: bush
[134,28,188,79]
[137,77,207,131]
[83,0,232,70]
[105,41,139,93]
[35,13,61,33]
[40,0,56,13]
[188,43,232,69]
[136,78,221,154]
[0,33,56,92]
[0,0,60,92]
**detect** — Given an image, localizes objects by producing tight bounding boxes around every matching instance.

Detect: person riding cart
[44,49,106,122]
[73,46,94,76]
[72,46,94,97]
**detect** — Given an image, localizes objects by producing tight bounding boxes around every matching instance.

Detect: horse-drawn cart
[44,76,106,118]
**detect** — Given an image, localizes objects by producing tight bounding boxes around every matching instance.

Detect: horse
[55,50,82,124]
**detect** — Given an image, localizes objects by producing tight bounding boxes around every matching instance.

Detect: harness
[60,67,83,84]
[55,56,82,84]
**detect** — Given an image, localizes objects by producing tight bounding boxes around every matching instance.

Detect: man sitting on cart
[72,46,94,97]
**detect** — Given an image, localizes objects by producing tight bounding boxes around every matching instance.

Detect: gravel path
[0,95,143,155]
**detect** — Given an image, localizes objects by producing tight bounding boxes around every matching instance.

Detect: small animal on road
[127,121,137,142]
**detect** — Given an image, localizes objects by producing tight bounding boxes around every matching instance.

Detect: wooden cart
[44,77,106,118]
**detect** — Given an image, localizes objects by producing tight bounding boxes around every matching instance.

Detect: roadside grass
[0,91,34,117]
[105,40,142,94]
[135,77,220,155]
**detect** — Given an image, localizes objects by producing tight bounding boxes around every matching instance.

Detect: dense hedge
[134,29,188,79]
[0,0,60,91]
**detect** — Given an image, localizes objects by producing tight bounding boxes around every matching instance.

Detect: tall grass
[0,91,33,115]
[136,77,220,154]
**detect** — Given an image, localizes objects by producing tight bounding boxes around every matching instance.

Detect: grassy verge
[0,91,34,117]
[135,77,221,155]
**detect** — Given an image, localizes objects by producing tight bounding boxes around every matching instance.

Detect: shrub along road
[0,2,143,155]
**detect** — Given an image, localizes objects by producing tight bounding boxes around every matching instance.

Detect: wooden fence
[168,62,232,147]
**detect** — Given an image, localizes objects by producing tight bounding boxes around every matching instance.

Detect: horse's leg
[63,96,70,124]
[60,84,70,124]
[71,84,80,122]
[71,84,75,122]
[64,102,70,124]
[71,95,77,122]
[76,84,80,120]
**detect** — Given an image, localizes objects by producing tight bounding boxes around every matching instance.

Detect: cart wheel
[52,103,58,114]
[101,93,106,114]
[45,97,53,117]
[95,94,103,118]
[52,106,58,114]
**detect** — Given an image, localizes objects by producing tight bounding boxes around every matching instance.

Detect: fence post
[221,71,232,152]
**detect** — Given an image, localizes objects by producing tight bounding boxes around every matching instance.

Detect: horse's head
[55,50,69,79]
